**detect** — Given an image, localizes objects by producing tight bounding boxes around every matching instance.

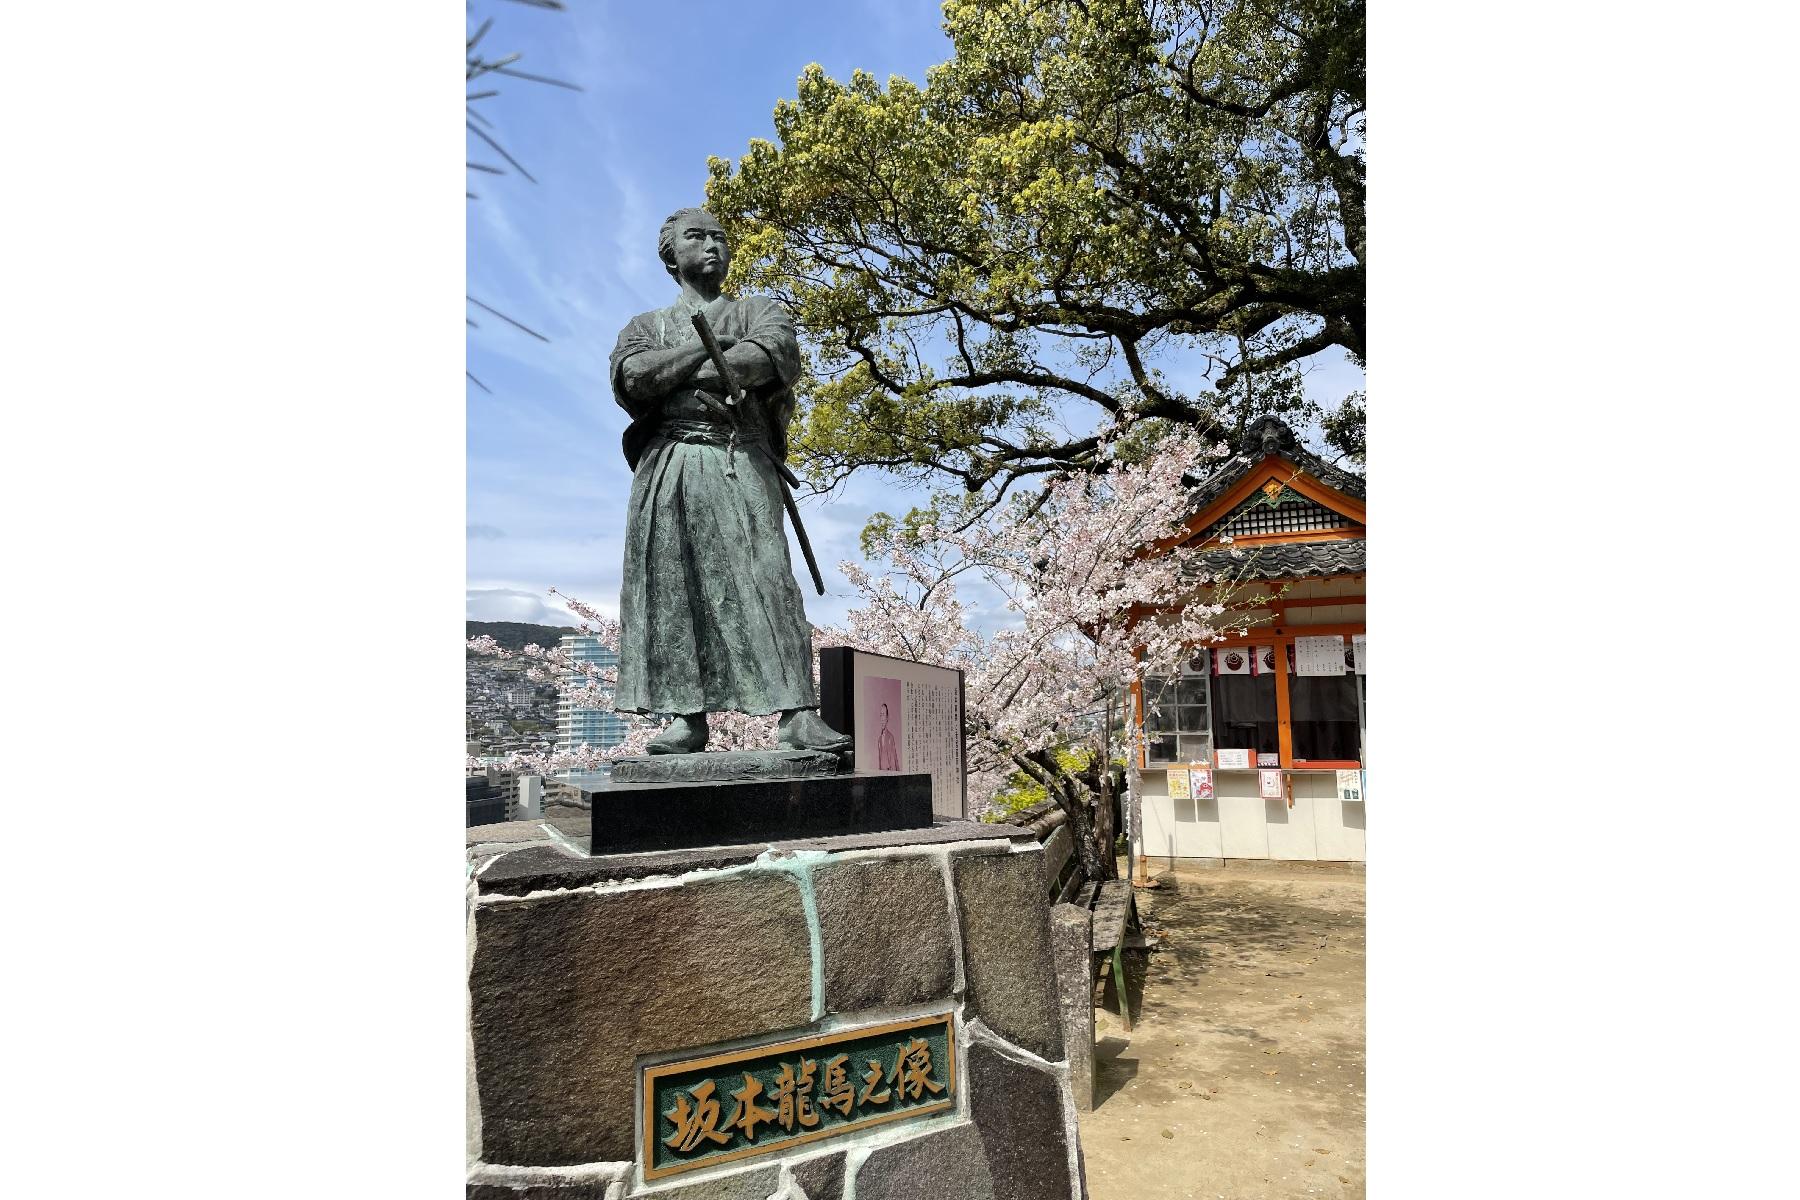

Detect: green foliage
[984,744,1095,820]
[707,0,1364,495]
[466,620,578,653]
[1319,388,1365,465]
[856,489,1008,556]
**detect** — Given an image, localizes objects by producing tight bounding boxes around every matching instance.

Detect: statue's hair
[657,207,723,279]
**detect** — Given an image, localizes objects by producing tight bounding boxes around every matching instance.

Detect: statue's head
[657,207,730,285]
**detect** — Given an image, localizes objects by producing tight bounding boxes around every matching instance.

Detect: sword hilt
[690,311,745,407]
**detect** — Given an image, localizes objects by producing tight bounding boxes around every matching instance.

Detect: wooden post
[1273,636,1294,767]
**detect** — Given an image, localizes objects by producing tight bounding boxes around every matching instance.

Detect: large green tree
[706,0,1364,496]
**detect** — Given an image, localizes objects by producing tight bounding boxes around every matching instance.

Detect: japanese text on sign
[902,677,960,814]
[1294,634,1346,677]
[642,1013,956,1180]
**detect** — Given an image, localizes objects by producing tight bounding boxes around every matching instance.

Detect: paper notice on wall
[1351,634,1366,674]
[1259,768,1284,799]
[1213,646,1253,675]
[1294,634,1347,676]
[1250,645,1284,675]
[1192,768,1214,799]
[1216,748,1251,770]
[1336,768,1363,802]
[1167,767,1191,800]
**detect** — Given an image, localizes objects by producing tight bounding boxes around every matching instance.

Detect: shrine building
[1135,415,1367,863]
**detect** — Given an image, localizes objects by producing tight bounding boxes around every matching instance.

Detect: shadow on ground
[1079,862,1366,1200]
[1093,1035,1138,1106]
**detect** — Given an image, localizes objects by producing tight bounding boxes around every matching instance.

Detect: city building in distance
[557,634,629,763]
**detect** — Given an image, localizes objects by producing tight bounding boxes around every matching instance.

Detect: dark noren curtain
[1211,674,1278,756]
[1290,674,1361,761]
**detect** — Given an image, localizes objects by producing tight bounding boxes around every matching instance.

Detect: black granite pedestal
[582,770,934,855]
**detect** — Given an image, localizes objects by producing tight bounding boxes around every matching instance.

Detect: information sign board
[819,647,966,819]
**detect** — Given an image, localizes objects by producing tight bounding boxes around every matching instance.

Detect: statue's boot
[777,708,852,753]
[647,712,709,754]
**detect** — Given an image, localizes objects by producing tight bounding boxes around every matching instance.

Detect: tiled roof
[1188,416,1366,511]
[1191,537,1367,581]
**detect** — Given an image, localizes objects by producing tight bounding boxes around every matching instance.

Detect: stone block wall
[1048,904,1095,1112]
[467,820,1086,1199]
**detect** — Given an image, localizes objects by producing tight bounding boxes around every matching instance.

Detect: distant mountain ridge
[467,620,583,652]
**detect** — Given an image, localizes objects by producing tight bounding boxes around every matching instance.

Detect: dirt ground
[1078,860,1366,1200]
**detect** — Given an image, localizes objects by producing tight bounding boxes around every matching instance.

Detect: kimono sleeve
[736,297,802,390]
[609,313,661,418]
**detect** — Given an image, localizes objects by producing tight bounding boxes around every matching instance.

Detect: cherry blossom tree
[466,587,782,777]
[819,429,1257,881]
[467,432,1257,880]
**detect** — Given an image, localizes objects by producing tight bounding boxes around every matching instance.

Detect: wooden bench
[1039,811,1143,1032]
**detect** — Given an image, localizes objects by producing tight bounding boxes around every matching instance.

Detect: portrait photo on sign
[860,675,904,772]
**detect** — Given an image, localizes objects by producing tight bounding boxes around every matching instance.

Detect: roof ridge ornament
[1184,415,1363,519]
[1246,415,1298,458]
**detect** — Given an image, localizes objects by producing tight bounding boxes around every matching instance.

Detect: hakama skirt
[614,424,817,716]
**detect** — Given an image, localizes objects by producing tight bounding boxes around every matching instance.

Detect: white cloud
[466,587,586,626]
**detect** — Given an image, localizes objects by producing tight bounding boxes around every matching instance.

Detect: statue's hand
[692,361,727,392]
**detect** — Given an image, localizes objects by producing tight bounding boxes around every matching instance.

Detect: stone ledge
[782,821,1027,854]
[475,821,1028,896]
[477,843,764,897]
[468,820,560,846]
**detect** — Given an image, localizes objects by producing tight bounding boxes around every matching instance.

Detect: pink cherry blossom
[818,430,1259,871]
[468,588,793,776]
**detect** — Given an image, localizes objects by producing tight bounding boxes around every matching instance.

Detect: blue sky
[465,0,1363,632]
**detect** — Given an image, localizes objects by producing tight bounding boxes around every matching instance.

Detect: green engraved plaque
[641,1012,956,1181]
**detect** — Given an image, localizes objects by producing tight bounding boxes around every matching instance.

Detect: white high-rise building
[556,635,630,755]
